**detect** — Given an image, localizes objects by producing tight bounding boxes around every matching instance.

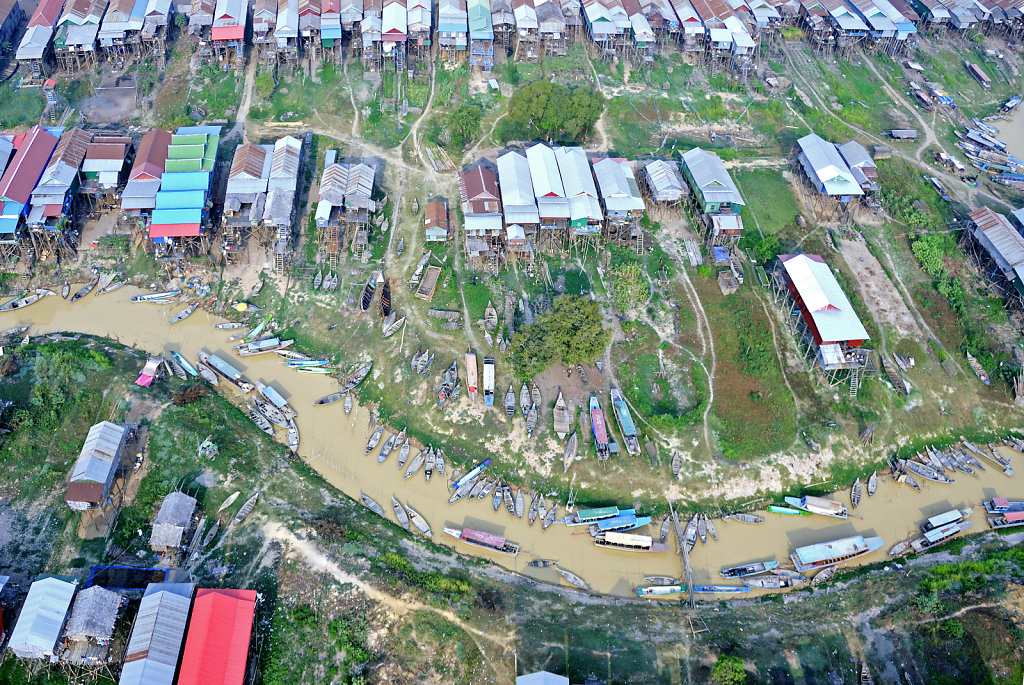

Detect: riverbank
[2,294,1023,597]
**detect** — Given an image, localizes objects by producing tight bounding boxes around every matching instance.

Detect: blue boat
[284,359,330,368]
[257,382,291,412]
[692,585,751,594]
[783,495,848,520]
[610,388,641,456]
[565,506,620,526]
[171,351,198,377]
[451,458,491,491]
[589,512,652,536]
[199,350,254,393]
[791,535,885,573]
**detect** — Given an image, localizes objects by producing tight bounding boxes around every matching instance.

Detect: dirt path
[464,112,508,163]
[341,58,360,137]
[225,56,258,143]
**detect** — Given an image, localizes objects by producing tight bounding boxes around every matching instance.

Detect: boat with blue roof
[790,535,884,573]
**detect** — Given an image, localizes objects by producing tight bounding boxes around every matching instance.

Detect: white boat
[0,289,56,311]
[131,290,181,303]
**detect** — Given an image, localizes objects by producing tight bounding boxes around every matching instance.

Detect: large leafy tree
[503,79,604,143]
[711,655,747,685]
[444,102,483,148]
[510,295,610,378]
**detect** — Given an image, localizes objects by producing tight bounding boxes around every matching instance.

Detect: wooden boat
[519,383,530,418]
[379,278,392,319]
[404,451,426,479]
[576,364,588,383]
[0,325,29,339]
[480,479,496,501]
[590,395,610,460]
[530,381,541,407]
[392,497,410,531]
[215,321,248,331]
[783,495,848,519]
[361,493,386,518]
[635,585,685,597]
[295,366,333,375]
[671,451,681,478]
[449,382,461,406]
[911,520,972,552]
[377,431,397,463]
[405,502,432,539]
[724,513,765,524]
[70,275,100,302]
[366,425,384,453]
[556,567,592,591]
[344,394,353,415]
[697,515,707,544]
[659,518,671,543]
[276,349,309,360]
[131,290,180,303]
[503,484,516,517]
[196,361,219,385]
[468,479,487,500]
[449,479,477,505]
[1,289,56,311]
[248,403,275,435]
[515,489,525,518]
[867,471,878,497]
[851,478,862,509]
[610,387,641,456]
[705,516,718,542]
[692,585,751,594]
[169,303,199,324]
[286,420,299,452]
[954,447,986,472]
[436,450,445,477]
[464,351,479,402]
[644,575,681,586]
[313,270,323,290]
[169,357,187,380]
[544,499,561,532]
[360,271,380,312]
[171,352,198,377]
[382,312,405,338]
[504,384,516,419]
[342,362,373,392]
[61,280,70,299]
[746,575,796,590]
[966,350,990,385]
[563,432,578,473]
[972,443,1015,476]
[811,567,836,586]
[233,492,259,526]
[96,272,115,292]
[397,440,410,469]
[396,237,405,256]
[528,496,540,525]
[887,540,911,557]
[594,532,670,553]
[482,356,495,406]
[236,337,294,357]
[99,279,127,295]
[218,491,241,512]
[243,317,270,342]
[329,274,340,291]
[424,448,435,483]
[251,280,264,297]
[411,196,419,213]
[254,397,287,427]
[543,390,567,441]
[905,459,955,483]
[721,561,779,578]
[527,558,555,568]
[683,515,698,550]
[315,392,346,406]
[285,359,330,369]
[792,535,884,573]
[526,404,538,436]
[484,301,498,329]
[231,301,261,313]
[444,527,519,557]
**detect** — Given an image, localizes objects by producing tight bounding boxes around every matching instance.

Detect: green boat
[768,505,811,516]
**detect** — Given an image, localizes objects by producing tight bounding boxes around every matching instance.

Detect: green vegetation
[0,85,45,128]
[444,102,483,149]
[712,654,748,685]
[498,79,604,144]
[609,247,650,310]
[510,295,610,378]
[254,70,276,99]
[262,603,374,685]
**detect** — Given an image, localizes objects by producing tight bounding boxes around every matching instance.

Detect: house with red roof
[121,128,170,216]
[177,588,258,685]
[0,126,59,255]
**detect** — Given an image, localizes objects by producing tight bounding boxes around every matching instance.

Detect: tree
[254,71,276,99]
[502,79,604,144]
[444,102,483,148]
[611,261,649,310]
[711,654,747,685]
[174,12,188,28]
[510,295,610,378]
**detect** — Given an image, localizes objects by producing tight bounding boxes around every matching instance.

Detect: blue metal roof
[174,125,224,136]
[155,190,207,210]
[151,207,203,225]
[321,25,343,39]
[158,171,210,192]
[0,216,20,234]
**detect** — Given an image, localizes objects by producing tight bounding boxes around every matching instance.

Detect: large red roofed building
[779,253,869,371]
[177,588,257,685]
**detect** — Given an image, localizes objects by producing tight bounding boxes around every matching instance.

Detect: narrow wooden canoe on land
[392,497,410,531]
[553,391,571,439]
[248,404,275,435]
[563,432,578,473]
[405,502,433,538]
[233,493,260,526]
[99,280,127,294]
[196,362,219,385]
[556,567,592,591]
[515,489,525,518]
[286,420,299,452]
[811,567,836,586]
[361,493,386,518]
[867,471,878,497]
[851,478,862,509]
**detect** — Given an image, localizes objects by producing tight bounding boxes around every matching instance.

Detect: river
[3,289,1021,597]
[990,108,1024,160]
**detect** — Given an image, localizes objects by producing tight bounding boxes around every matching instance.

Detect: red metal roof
[177,589,257,685]
[129,129,171,181]
[1006,511,1024,523]
[462,527,505,548]
[42,204,63,217]
[212,24,245,39]
[149,223,202,238]
[0,126,59,205]
[28,0,66,27]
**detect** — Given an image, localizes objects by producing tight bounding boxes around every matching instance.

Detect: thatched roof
[64,585,121,642]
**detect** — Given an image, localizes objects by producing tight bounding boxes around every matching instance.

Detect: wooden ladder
[849,365,863,398]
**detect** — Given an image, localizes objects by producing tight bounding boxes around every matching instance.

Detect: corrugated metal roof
[129,129,171,181]
[382,0,407,33]
[213,0,245,22]
[277,0,299,32]
[836,140,875,170]
[8,577,77,659]
[344,162,375,209]
[155,189,207,209]
[28,0,67,27]
[0,127,59,204]
[269,135,302,183]
[680,147,744,206]
[643,160,687,201]
[971,207,1024,285]
[781,253,869,343]
[121,178,161,209]
[69,421,124,486]
[526,144,564,198]
[119,583,193,685]
[318,160,347,205]
[228,143,268,181]
[177,589,257,685]
[424,198,449,230]
[151,207,203,225]
[554,146,598,199]
[497,151,536,207]
[796,133,863,197]
[17,26,55,59]
[593,157,644,212]
[159,170,210,191]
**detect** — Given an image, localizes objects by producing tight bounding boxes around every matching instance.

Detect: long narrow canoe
[392,497,410,531]
[366,425,384,453]
[248,404,274,435]
[405,502,432,539]
[98,280,127,294]
[196,361,219,385]
[171,352,198,376]
[563,432,578,473]
[70,275,99,302]
[170,303,199,324]
[286,420,299,452]
[556,567,592,591]
[131,290,181,303]
[0,289,56,311]
[316,392,346,406]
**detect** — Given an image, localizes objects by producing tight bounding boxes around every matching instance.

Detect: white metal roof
[9,577,77,659]
[797,133,863,197]
[119,583,194,685]
[526,144,564,199]
[680,147,744,205]
[643,159,686,201]
[382,0,406,31]
[17,25,55,59]
[517,673,570,685]
[781,253,870,343]
[497,151,537,207]
[554,146,598,199]
[69,421,125,485]
[592,157,644,212]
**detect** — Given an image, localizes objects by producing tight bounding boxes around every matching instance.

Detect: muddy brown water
[5,289,1022,597]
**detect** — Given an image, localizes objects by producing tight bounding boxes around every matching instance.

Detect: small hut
[150,491,197,555]
[65,421,127,511]
[8,576,77,660]
[62,585,122,664]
